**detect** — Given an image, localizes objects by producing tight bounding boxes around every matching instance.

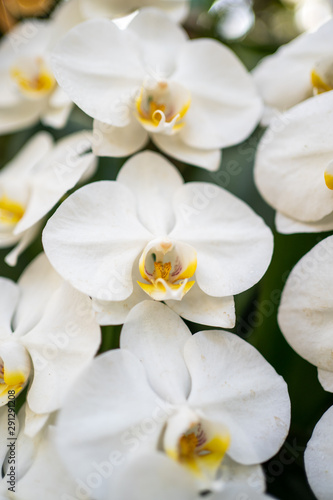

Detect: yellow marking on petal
[324,171,333,190]
[4,370,26,386]
[311,70,333,94]
[0,383,23,399]
[137,279,195,300]
[137,280,167,297]
[174,255,197,282]
[168,427,231,479]
[0,195,24,225]
[198,434,231,472]
[10,60,55,98]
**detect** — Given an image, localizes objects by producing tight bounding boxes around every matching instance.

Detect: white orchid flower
[77,0,190,23]
[254,91,333,234]
[51,8,262,171]
[253,18,333,124]
[43,151,273,328]
[0,0,85,135]
[0,130,97,266]
[0,404,82,500]
[304,405,333,500]
[0,252,101,414]
[278,236,333,392]
[55,301,290,500]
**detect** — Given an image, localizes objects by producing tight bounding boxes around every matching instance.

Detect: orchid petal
[121,301,191,404]
[117,151,183,235]
[185,330,290,464]
[278,236,333,372]
[43,181,152,300]
[170,182,273,297]
[21,283,101,414]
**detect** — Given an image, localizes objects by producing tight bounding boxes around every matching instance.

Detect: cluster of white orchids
[0,0,331,498]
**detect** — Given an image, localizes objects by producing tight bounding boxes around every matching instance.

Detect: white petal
[14,252,62,337]
[127,8,188,77]
[111,452,196,500]
[169,183,273,297]
[219,455,266,494]
[253,19,333,113]
[21,283,101,414]
[56,349,166,499]
[80,0,189,24]
[43,181,152,300]
[117,151,184,235]
[0,101,44,134]
[93,285,147,325]
[51,19,144,125]
[5,222,42,267]
[152,133,221,171]
[185,330,290,464]
[41,99,73,129]
[0,131,53,180]
[255,92,333,222]
[305,405,333,500]
[121,301,191,404]
[23,402,49,438]
[93,118,148,157]
[213,484,274,500]
[14,131,97,235]
[0,20,52,63]
[16,426,79,500]
[0,278,19,339]
[317,368,333,393]
[167,282,235,328]
[173,39,262,149]
[278,236,333,371]
[276,210,333,234]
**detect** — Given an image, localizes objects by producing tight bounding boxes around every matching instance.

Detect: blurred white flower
[254,91,333,234]
[0,131,96,266]
[278,236,333,392]
[0,403,81,500]
[43,151,273,328]
[55,301,290,499]
[304,405,333,500]
[78,0,190,23]
[51,8,262,170]
[0,1,83,134]
[253,18,333,124]
[0,253,101,414]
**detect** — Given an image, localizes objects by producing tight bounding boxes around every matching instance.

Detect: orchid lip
[135,78,191,135]
[137,238,197,301]
[163,407,231,483]
[10,56,56,99]
[0,195,25,228]
[0,341,31,404]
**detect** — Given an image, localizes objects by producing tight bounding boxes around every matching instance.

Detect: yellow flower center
[167,423,231,479]
[0,361,26,401]
[135,80,191,133]
[10,57,55,98]
[0,195,25,226]
[138,239,197,301]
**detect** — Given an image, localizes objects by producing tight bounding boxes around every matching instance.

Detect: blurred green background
[1,1,333,498]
